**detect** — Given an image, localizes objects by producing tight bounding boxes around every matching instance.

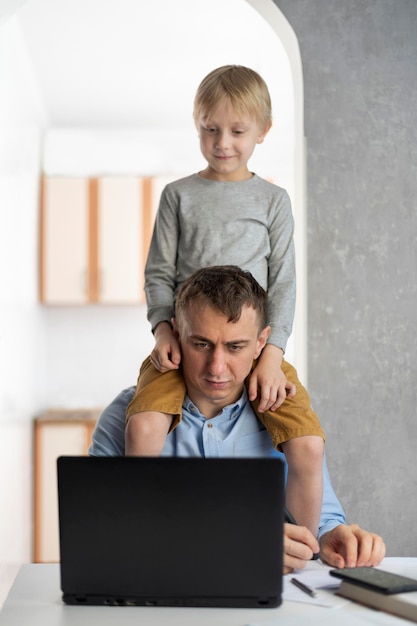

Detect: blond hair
[193,65,272,128]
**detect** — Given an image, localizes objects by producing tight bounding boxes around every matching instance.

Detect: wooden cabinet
[40,177,89,304]
[33,409,100,563]
[97,177,144,303]
[39,176,154,305]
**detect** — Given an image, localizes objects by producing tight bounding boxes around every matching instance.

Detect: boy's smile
[196,98,271,182]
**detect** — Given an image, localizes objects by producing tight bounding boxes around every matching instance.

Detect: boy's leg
[281,435,324,537]
[126,410,173,456]
[247,359,325,536]
[125,356,187,456]
[248,360,325,448]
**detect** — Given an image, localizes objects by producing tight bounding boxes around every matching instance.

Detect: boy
[126,65,325,536]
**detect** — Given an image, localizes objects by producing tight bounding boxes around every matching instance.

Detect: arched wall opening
[0,0,306,564]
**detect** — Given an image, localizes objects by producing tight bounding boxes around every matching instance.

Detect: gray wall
[275,0,417,555]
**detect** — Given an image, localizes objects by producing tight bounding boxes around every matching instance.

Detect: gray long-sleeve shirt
[144,173,296,351]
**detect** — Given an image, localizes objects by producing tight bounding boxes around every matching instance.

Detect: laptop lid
[57,456,284,608]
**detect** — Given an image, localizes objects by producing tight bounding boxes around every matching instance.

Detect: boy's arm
[144,185,179,332]
[151,322,181,372]
[247,344,296,411]
[248,188,295,409]
[266,187,296,352]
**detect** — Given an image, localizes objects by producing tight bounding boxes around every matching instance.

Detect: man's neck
[186,389,245,419]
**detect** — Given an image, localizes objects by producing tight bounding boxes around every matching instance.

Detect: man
[90,265,385,573]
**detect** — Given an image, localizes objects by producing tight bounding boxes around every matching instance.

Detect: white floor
[0,564,21,608]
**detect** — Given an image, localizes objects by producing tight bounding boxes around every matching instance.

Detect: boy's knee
[283,435,324,466]
[126,411,172,437]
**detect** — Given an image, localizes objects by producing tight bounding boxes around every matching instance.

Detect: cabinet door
[34,417,96,563]
[40,177,89,304]
[143,173,181,261]
[97,177,144,304]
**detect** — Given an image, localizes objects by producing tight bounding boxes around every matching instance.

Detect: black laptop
[57,456,284,608]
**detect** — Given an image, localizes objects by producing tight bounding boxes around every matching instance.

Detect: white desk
[0,559,416,625]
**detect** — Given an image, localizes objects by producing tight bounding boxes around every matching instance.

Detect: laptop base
[63,593,282,608]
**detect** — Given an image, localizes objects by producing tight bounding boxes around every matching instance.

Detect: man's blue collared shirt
[161,390,273,458]
[89,386,346,538]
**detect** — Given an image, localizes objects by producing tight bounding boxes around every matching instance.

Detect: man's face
[173,301,270,418]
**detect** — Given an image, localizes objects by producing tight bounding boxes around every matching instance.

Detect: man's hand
[283,522,385,574]
[283,523,319,574]
[248,345,296,412]
[319,524,386,569]
[150,322,181,372]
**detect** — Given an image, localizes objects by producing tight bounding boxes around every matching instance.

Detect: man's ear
[254,325,271,358]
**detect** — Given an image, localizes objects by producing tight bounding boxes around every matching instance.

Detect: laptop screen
[58,456,284,608]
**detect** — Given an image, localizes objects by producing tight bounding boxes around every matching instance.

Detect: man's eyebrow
[226,339,250,346]
[189,335,250,345]
[190,334,212,342]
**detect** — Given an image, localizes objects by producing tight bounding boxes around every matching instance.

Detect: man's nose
[207,348,227,375]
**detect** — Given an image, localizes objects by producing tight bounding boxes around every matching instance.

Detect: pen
[284,507,320,560]
[290,577,317,598]
[284,507,298,525]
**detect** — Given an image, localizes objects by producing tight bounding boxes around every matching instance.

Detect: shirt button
[207,423,213,428]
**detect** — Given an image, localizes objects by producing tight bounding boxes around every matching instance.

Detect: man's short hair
[175,265,268,331]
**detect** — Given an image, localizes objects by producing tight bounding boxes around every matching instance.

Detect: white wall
[0,1,299,563]
[40,305,154,408]
[0,15,46,562]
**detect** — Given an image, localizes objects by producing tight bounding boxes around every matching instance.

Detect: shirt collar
[184,388,248,422]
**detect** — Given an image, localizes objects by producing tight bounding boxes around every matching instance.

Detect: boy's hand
[248,344,296,412]
[151,322,181,372]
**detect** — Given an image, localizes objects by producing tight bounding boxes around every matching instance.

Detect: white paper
[282,569,345,608]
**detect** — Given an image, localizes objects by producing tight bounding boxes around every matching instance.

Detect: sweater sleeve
[144,184,179,330]
[266,188,296,352]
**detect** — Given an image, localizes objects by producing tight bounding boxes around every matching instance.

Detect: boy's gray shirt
[145,173,295,351]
